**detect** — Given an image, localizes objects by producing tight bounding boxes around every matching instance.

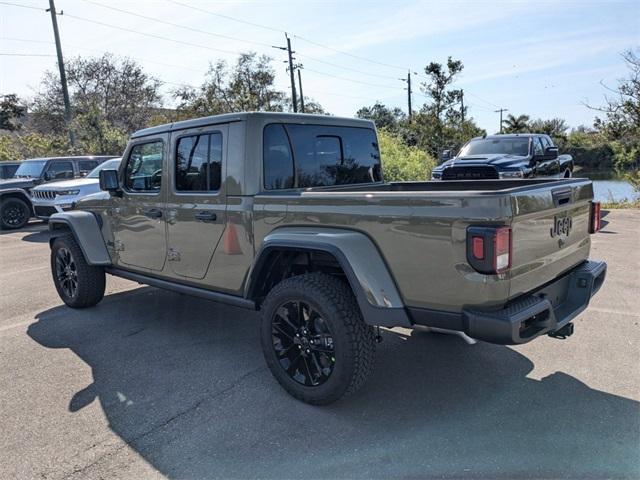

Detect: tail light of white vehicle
[467,226,512,274]
[589,201,601,234]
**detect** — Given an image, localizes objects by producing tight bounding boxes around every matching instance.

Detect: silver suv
[31,158,121,219]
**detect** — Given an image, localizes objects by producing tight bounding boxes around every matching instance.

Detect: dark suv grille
[442,166,499,180]
[34,206,58,217]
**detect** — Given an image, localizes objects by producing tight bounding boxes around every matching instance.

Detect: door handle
[194,211,217,223]
[143,208,163,219]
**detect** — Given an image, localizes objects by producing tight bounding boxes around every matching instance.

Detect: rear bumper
[409,260,607,345]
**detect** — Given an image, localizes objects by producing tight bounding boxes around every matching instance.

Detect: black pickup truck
[432,134,574,181]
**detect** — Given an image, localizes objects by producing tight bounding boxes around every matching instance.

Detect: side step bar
[106,267,256,310]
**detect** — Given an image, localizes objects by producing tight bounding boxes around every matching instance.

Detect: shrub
[378,129,436,182]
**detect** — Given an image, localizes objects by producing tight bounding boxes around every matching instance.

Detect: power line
[79,0,274,49]
[466,90,501,109]
[2,0,506,117]
[167,0,409,74]
[294,35,408,72]
[0,1,43,11]
[0,52,55,56]
[303,68,400,90]
[2,37,209,75]
[295,52,400,81]
[165,0,284,34]
[62,12,245,57]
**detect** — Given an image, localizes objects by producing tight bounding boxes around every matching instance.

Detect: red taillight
[589,201,601,233]
[467,226,512,274]
[472,236,485,259]
[494,227,512,273]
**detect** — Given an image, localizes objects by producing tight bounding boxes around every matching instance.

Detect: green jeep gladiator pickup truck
[47,112,606,405]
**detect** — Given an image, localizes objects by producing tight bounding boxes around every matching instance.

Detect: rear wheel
[51,234,105,308]
[0,197,30,230]
[260,273,376,405]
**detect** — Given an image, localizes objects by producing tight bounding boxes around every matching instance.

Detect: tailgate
[508,179,593,300]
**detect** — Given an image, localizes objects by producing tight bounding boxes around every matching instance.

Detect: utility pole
[272,34,298,112]
[460,89,465,124]
[297,68,305,113]
[401,71,413,120]
[286,35,297,113]
[494,108,508,133]
[47,0,75,146]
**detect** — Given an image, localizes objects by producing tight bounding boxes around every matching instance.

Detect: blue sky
[1,0,639,133]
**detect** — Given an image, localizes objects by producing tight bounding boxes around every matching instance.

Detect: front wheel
[0,197,30,230]
[51,234,106,308]
[260,273,376,405]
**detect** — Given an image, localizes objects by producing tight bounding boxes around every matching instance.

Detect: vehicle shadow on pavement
[28,287,639,479]
[0,221,48,238]
[21,228,52,243]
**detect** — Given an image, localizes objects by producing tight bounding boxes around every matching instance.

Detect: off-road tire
[51,234,106,308]
[0,197,30,230]
[260,272,376,405]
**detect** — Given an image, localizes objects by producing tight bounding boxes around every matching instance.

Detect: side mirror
[545,146,559,160]
[441,150,451,162]
[43,171,52,181]
[99,169,120,194]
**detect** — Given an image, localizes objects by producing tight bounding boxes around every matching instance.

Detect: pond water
[575,171,638,203]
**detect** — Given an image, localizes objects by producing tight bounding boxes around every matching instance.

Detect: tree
[588,48,640,170]
[0,94,26,131]
[408,57,466,157]
[502,114,530,133]
[421,57,464,125]
[174,53,289,116]
[356,102,406,132]
[31,54,162,153]
[529,117,569,145]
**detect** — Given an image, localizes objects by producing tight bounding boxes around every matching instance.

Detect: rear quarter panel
[254,191,514,313]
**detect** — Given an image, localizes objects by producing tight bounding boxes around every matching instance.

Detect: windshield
[87,158,121,178]
[14,160,47,178]
[459,138,530,157]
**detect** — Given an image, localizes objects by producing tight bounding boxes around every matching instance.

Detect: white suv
[30,158,121,219]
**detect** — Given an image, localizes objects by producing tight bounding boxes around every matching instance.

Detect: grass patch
[601,199,640,209]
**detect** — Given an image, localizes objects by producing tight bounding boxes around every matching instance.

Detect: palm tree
[502,114,530,133]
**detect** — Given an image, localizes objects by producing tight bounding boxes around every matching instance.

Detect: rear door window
[175,132,222,192]
[263,124,382,189]
[46,161,74,180]
[78,160,99,175]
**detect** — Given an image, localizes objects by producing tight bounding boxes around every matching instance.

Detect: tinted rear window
[263,124,382,189]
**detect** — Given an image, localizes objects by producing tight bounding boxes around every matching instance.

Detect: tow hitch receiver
[548,323,574,340]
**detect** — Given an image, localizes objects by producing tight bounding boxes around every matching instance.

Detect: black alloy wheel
[54,246,78,299]
[1,198,29,230]
[271,300,336,386]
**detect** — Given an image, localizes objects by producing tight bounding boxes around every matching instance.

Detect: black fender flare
[48,211,111,266]
[245,227,411,328]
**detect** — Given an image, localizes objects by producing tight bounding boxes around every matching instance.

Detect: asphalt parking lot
[0,210,638,480]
